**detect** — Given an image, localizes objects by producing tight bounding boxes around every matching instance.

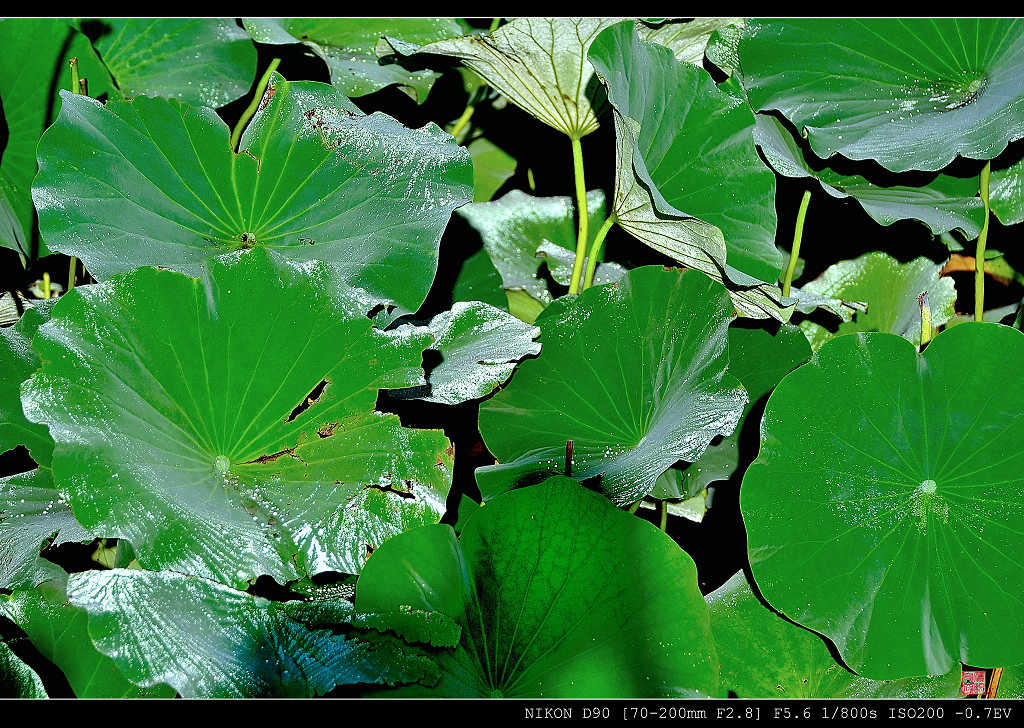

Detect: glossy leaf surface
[743,323,1024,678]
[0,468,89,590]
[740,19,1024,171]
[680,325,811,494]
[405,18,622,138]
[393,302,540,405]
[457,189,606,308]
[1,577,173,697]
[0,642,46,698]
[357,477,719,697]
[22,250,452,587]
[0,18,112,257]
[33,74,472,316]
[1,306,53,464]
[67,568,438,698]
[478,266,746,505]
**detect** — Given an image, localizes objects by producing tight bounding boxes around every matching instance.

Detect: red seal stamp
[961,670,987,696]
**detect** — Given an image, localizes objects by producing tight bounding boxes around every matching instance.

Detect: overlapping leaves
[589,21,787,318]
[22,249,453,587]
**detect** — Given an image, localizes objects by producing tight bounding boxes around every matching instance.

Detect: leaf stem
[229,58,281,152]
[450,104,475,142]
[69,57,79,94]
[975,161,992,322]
[628,500,641,514]
[489,17,502,33]
[567,135,589,295]
[917,291,932,348]
[582,215,617,291]
[782,189,812,297]
[67,257,77,293]
[42,272,51,300]
[658,501,668,532]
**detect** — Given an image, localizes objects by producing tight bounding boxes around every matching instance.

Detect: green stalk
[975,161,992,322]
[450,104,475,142]
[489,17,502,32]
[581,215,617,290]
[229,58,281,152]
[628,500,641,514]
[782,189,812,297]
[67,58,82,292]
[42,272,51,300]
[567,135,589,295]
[917,291,932,348]
[658,501,668,532]
[69,57,79,95]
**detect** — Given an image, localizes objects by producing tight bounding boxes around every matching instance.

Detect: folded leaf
[755,115,985,238]
[391,302,540,405]
[0,468,89,590]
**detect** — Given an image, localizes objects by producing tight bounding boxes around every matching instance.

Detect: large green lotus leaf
[92,19,256,108]
[392,302,540,405]
[0,468,89,590]
[21,249,452,588]
[742,322,1024,679]
[477,266,747,506]
[357,477,719,697]
[457,189,607,308]
[0,641,46,698]
[243,18,464,102]
[638,18,744,65]
[708,572,962,698]
[991,156,1024,226]
[1,576,173,697]
[755,115,985,238]
[797,252,957,351]
[400,18,622,138]
[740,19,1024,172]
[32,73,473,317]
[1,307,53,464]
[66,568,440,698]
[679,325,812,494]
[0,18,113,257]
[588,22,786,316]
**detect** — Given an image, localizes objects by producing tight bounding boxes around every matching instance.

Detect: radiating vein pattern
[32,74,473,315]
[742,323,1024,679]
[22,249,452,587]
